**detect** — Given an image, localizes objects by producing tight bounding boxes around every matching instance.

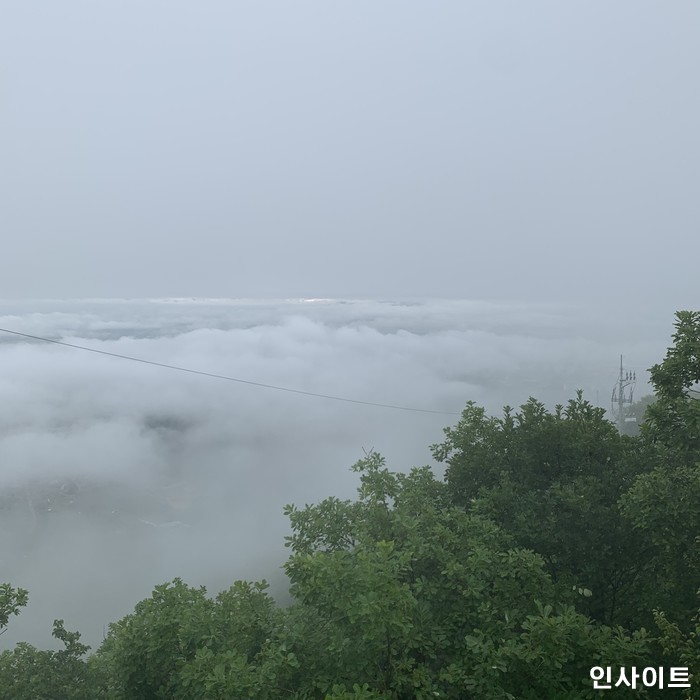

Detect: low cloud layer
[0,299,675,648]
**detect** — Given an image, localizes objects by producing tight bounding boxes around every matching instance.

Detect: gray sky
[1,2,699,303]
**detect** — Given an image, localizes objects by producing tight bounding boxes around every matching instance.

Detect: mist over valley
[0,298,672,649]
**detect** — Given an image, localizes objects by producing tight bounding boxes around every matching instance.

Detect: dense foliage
[1,311,699,698]
[0,583,28,635]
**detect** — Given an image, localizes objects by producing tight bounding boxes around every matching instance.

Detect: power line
[0,327,461,417]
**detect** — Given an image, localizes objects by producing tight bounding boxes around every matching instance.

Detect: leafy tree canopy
[431,392,653,628]
[86,455,655,699]
[0,619,95,700]
[644,310,700,465]
[0,583,28,636]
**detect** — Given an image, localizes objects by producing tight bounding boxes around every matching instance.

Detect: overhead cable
[0,327,461,416]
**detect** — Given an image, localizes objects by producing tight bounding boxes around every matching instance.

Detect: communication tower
[611,355,636,434]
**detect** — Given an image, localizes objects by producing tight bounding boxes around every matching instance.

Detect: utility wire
[0,327,461,416]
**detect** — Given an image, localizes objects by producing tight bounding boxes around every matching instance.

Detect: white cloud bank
[0,298,676,648]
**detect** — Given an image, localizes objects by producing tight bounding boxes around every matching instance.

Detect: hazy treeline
[1,311,699,699]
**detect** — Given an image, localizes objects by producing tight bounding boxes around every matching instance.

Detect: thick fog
[0,298,675,649]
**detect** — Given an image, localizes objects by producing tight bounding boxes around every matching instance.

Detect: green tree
[0,583,28,635]
[94,454,655,699]
[96,579,294,700]
[643,310,700,465]
[619,465,700,626]
[619,311,700,629]
[654,599,700,700]
[279,454,653,699]
[0,619,99,700]
[431,393,651,628]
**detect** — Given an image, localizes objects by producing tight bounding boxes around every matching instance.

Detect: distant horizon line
[0,296,571,307]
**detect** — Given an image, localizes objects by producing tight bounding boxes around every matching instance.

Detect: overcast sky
[2,2,698,303]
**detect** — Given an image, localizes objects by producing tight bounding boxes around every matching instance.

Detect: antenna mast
[611,355,636,434]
